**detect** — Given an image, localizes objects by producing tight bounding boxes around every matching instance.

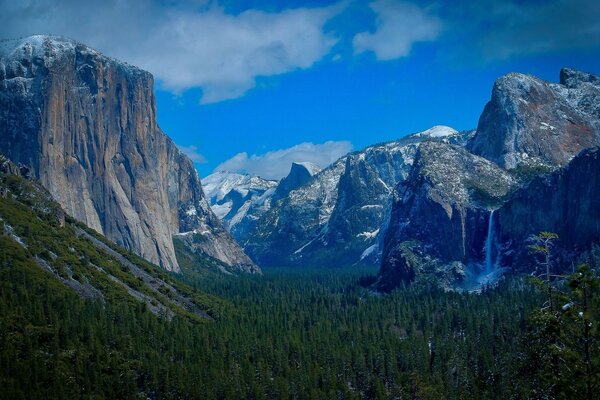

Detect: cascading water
[484,210,496,273]
[463,209,503,291]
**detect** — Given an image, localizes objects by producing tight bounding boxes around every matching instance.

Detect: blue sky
[2,0,600,178]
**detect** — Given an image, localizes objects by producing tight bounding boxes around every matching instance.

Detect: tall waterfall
[484,210,496,273]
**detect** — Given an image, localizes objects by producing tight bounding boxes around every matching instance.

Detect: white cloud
[353,0,441,60]
[177,144,207,164]
[215,141,353,180]
[0,0,341,103]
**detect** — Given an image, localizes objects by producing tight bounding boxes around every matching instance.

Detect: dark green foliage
[2,171,595,399]
[513,265,600,399]
[170,268,541,399]
[0,228,544,400]
[509,163,556,184]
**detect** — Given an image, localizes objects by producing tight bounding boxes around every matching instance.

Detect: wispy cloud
[353,0,441,60]
[177,144,207,164]
[1,0,598,104]
[0,0,341,103]
[215,141,353,180]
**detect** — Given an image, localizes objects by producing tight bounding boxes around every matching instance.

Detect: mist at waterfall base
[456,210,507,292]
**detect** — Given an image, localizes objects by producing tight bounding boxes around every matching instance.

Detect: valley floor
[1,251,552,399]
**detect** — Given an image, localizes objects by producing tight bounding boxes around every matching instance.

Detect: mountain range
[1,35,599,293]
[205,69,600,290]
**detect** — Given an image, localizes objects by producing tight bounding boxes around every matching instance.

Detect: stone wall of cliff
[468,69,600,170]
[0,35,257,273]
[496,147,600,271]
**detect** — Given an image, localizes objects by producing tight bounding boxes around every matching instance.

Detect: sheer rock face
[496,148,600,270]
[0,35,257,273]
[271,162,321,203]
[468,68,600,170]
[381,142,517,270]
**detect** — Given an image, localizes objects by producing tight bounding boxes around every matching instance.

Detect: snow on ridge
[0,35,147,75]
[357,229,379,239]
[294,161,322,176]
[414,125,458,138]
[360,244,378,261]
[202,171,276,203]
[211,202,233,220]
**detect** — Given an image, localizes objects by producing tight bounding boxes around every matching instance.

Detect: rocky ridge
[496,147,600,270]
[468,68,600,170]
[378,142,517,289]
[240,127,473,267]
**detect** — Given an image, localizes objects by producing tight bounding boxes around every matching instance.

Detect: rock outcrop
[271,162,321,203]
[378,68,600,291]
[0,35,257,273]
[468,68,600,170]
[381,141,516,269]
[496,147,600,270]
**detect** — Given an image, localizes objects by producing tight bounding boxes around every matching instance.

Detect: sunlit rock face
[468,68,600,170]
[0,35,257,273]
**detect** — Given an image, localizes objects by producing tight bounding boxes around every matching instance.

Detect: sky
[1,0,600,179]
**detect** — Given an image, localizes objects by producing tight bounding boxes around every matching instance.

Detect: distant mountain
[271,161,321,203]
[202,161,321,242]
[238,126,474,267]
[0,35,257,273]
[201,171,277,239]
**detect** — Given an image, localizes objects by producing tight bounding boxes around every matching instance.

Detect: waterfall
[484,210,496,273]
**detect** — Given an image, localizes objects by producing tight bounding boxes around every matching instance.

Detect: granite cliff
[496,147,600,270]
[468,68,600,170]
[0,35,257,273]
[241,126,473,267]
[378,142,517,289]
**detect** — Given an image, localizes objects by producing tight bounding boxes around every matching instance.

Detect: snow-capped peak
[414,125,458,138]
[292,161,321,177]
[201,171,276,204]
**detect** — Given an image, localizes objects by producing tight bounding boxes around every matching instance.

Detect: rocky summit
[201,161,321,242]
[0,35,257,273]
[468,68,600,170]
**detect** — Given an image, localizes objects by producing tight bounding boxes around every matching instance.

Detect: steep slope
[379,142,517,289]
[0,35,256,273]
[271,161,321,203]
[468,68,600,170]
[378,68,600,291]
[0,155,224,319]
[496,147,600,271]
[243,127,473,267]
